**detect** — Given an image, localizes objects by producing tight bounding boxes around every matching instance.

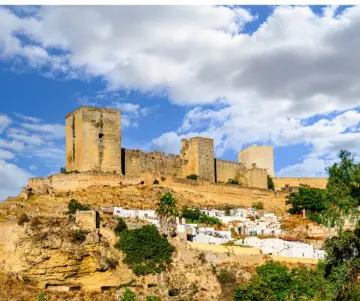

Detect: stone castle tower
[180,137,215,182]
[238,145,274,177]
[65,106,121,173]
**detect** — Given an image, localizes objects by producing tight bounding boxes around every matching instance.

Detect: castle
[25,106,328,196]
[64,106,274,189]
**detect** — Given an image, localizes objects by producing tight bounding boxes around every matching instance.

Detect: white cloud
[3,6,360,175]
[0,149,15,160]
[0,138,25,152]
[0,159,33,201]
[14,112,41,123]
[0,114,12,133]
[29,164,37,171]
[21,122,65,138]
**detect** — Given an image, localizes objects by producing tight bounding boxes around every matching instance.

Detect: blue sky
[1,5,360,200]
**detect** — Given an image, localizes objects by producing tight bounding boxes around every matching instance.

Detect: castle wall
[180,138,199,178]
[215,159,247,184]
[122,149,183,177]
[238,146,274,177]
[273,177,328,190]
[197,138,215,182]
[65,106,121,174]
[27,173,147,194]
[180,137,215,181]
[245,168,268,189]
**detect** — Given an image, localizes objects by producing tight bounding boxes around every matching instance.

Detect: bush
[308,212,322,224]
[186,174,198,180]
[17,213,30,226]
[71,230,86,243]
[252,201,264,210]
[114,217,128,236]
[38,292,47,301]
[68,199,90,214]
[121,289,138,301]
[105,256,118,269]
[227,178,239,185]
[168,288,180,296]
[160,176,166,181]
[181,208,221,226]
[267,175,275,190]
[115,225,174,276]
[153,179,159,185]
[217,269,236,284]
[60,167,66,174]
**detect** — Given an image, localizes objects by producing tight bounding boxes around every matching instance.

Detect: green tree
[156,192,178,237]
[121,289,138,301]
[267,175,275,190]
[114,217,127,236]
[68,199,90,214]
[115,225,174,276]
[252,201,264,211]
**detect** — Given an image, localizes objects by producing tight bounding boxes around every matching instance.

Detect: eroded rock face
[0,216,133,292]
[0,215,223,300]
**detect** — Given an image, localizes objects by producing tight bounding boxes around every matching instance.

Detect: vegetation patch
[68,199,90,214]
[17,213,30,226]
[115,225,174,276]
[114,217,127,236]
[227,179,239,185]
[251,201,264,210]
[181,207,221,226]
[186,174,198,180]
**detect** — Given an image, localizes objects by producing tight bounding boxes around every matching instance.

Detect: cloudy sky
[1,5,359,200]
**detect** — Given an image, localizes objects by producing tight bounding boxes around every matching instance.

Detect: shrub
[308,212,322,224]
[71,230,86,243]
[30,216,41,228]
[60,167,66,174]
[186,174,198,180]
[105,256,118,269]
[227,178,239,185]
[153,179,159,185]
[121,289,138,301]
[168,288,180,296]
[114,217,128,236]
[252,201,264,210]
[115,225,174,276]
[267,175,275,190]
[181,208,221,226]
[160,176,166,181]
[217,269,236,284]
[17,213,30,226]
[38,292,47,301]
[68,199,90,214]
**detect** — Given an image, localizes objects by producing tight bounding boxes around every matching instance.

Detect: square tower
[238,145,274,177]
[65,106,121,173]
[180,137,215,182]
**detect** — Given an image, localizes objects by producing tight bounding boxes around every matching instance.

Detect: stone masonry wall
[180,138,199,178]
[65,106,121,174]
[215,159,247,184]
[122,148,183,177]
[238,145,274,177]
[245,167,268,189]
[27,173,146,194]
[273,177,328,190]
[197,137,215,182]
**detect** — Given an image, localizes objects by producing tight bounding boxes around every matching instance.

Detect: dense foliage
[114,217,127,236]
[267,175,275,190]
[235,149,360,300]
[234,261,335,301]
[181,208,221,226]
[286,150,360,226]
[115,225,174,276]
[227,179,239,185]
[186,174,198,180]
[156,192,178,218]
[251,201,264,210]
[68,199,90,214]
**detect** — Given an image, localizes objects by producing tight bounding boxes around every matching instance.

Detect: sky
[1,4,360,201]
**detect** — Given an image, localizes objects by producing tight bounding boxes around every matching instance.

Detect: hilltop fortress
[26,106,328,195]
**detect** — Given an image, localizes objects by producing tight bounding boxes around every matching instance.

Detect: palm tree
[156,192,178,238]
